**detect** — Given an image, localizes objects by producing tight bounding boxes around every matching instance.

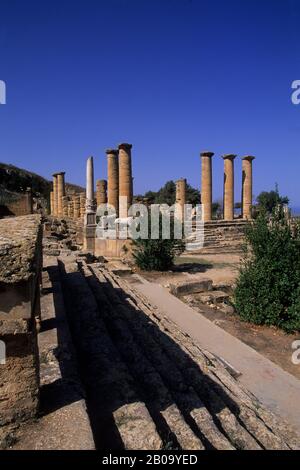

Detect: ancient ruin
[1,143,300,452]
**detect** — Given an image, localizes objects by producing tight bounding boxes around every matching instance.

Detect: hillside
[0,163,84,201]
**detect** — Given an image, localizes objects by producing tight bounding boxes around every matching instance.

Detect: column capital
[55,171,66,176]
[241,155,255,162]
[176,177,186,183]
[222,154,236,160]
[200,151,214,157]
[118,143,132,151]
[106,148,118,156]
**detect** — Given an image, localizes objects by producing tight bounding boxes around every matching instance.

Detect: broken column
[62,196,69,218]
[80,192,86,220]
[68,199,74,219]
[106,149,119,216]
[50,191,54,215]
[222,154,236,221]
[56,172,66,217]
[96,179,107,207]
[73,194,81,219]
[52,174,58,216]
[84,156,96,251]
[118,143,133,218]
[200,151,214,221]
[242,156,255,219]
[175,178,186,220]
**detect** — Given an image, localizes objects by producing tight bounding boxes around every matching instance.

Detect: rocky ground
[7,219,300,450]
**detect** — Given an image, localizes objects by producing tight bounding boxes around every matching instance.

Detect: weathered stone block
[169,278,213,296]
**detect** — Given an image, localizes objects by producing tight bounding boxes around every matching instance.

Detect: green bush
[234,209,300,333]
[132,213,185,271]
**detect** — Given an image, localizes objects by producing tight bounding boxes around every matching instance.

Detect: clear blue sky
[0,0,300,206]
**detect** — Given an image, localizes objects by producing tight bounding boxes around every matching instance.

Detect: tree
[132,212,185,271]
[144,180,200,207]
[256,184,289,214]
[234,208,300,333]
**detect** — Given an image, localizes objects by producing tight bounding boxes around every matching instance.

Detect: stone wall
[0,215,42,447]
[0,192,33,218]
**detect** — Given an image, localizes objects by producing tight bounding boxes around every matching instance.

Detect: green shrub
[132,213,185,271]
[234,209,300,333]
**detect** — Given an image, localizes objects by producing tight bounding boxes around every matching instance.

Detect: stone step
[58,257,162,450]
[84,264,204,450]
[11,256,95,450]
[98,268,299,450]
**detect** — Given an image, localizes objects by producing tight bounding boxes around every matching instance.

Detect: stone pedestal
[96,179,107,207]
[242,156,255,219]
[222,154,236,221]
[106,149,119,216]
[118,143,133,218]
[56,172,66,217]
[175,178,186,220]
[200,152,214,221]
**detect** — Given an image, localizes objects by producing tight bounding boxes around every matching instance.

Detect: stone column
[242,156,255,219]
[73,194,81,219]
[80,192,86,220]
[84,156,96,251]
[118,143,133,218]
[200,151,214,221]
[56,172,66,217]
[52,174,58,216]
[106,149,119,216]
[50,191,54,215]
[96,179,107,207]
[175,178,186,220]
[62,196,69,218]
[222,154,236,221]
[68,200,74,219]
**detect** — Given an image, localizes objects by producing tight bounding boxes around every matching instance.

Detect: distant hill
[0,163,84,201]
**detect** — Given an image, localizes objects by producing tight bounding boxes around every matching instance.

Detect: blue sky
[0,0,300,206]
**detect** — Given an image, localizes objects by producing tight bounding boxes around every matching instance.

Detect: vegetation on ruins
[256,184,289,215]
[234,208,300,333]
[144,180,200,206]
[132,212,185,271]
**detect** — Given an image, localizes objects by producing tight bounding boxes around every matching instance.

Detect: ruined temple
[1,146,300,450]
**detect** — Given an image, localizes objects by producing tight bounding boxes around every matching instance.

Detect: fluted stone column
[50,191,54,215]
[106,149,119,216]
[200,151,214,221]
[96,179,107,207]
[242,156,255,219]
[175,178,186,220]
[222,154,236,221]
[56,172,66,217]
[118,143,133,218]
[52,174,58,216]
